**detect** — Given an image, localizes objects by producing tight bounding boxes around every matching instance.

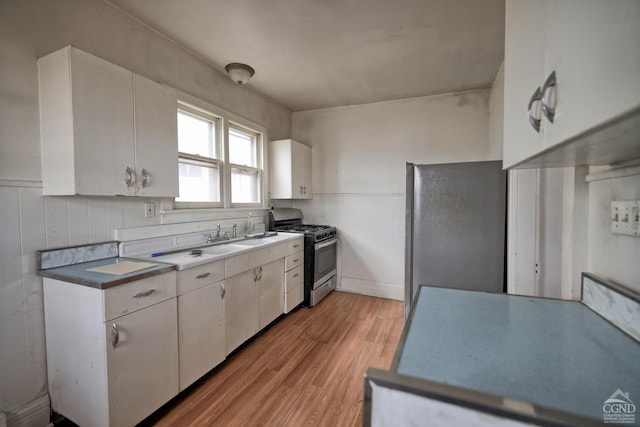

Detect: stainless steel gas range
[269,208,337,307]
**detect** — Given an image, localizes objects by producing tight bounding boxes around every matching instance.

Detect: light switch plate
[611,200,640,236]
[144,202,155,218]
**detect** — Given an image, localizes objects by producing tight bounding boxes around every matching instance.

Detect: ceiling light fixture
[225,63,255,85]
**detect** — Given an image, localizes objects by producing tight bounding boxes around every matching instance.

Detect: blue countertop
[38,257,176,289]
[394,286,640,424]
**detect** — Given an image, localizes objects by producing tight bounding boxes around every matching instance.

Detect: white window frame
[226,122,263,208]
[172,91,268,210]
[175,104,223,209]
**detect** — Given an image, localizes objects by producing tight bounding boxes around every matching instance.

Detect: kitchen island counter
[365,282,640,426]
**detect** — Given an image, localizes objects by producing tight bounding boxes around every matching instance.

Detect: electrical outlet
[144,202,155,218]
[611,200,640,237]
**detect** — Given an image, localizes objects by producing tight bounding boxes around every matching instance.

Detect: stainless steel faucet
[206,224,222,243]
[232,224,237,238]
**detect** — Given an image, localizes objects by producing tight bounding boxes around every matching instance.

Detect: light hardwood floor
[142,291,404,426]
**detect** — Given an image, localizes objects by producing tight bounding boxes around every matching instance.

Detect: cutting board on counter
[86,261,157,275]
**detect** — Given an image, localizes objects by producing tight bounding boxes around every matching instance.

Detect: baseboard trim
[339,277,404,301]
[5,395,50,427]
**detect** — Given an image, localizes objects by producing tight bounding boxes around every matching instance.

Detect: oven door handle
[315,238,337,250]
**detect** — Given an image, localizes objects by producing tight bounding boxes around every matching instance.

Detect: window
[174,99,264,209]
[229,125,261,204]
[176,107,222,205]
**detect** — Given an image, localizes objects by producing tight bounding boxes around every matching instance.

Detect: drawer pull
[111,323,119,348]
[293,273,299,278]
[196,272,211,279]
[293,244,300,249]
[133,289,156,298]
[293,258,299,263]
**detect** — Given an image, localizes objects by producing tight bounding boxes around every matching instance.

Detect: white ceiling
[108,0,505,112]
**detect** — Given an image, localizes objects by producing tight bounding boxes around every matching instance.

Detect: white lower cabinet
[225,268,259,355]
[43,272,179,427]
[258,259,284,329]
[284,237,305,313]
[106,299,179,427]
[177,281,225,390]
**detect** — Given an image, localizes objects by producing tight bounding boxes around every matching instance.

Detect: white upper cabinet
[38,46,178,196]
[269,139,312,199]
[503,0,547,168]
[503,0,640,168]
[133,74,179,197]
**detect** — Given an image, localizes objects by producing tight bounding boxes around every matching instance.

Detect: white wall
[0,0,291,422]
[292,90,498,299]
[587,172,640,293]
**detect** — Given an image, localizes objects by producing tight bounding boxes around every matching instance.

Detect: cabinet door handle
[220,282,225,299]
[133,289,156,298]
[541,71,557,123]
[125,166,136,188]
[293,258,300,263]
[254,268,258,282]
[293,244,300,249]
[111,323,119,348]
[140,168,150,188]
[293,273,299,278]
[196,272,211,279]
[527,87,543,133]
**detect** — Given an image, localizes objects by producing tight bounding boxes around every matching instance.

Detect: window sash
[174,94,266,209]
[177,107,219,160]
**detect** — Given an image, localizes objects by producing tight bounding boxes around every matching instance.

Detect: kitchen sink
[201,243,246,255]
[234,238,269,247]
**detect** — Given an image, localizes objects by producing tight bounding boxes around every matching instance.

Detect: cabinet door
[300,142,312,199]
[258,260,284,329]
[291,141,312,199]
[544,0,640,148]
[71,48,135,195]
[225,270,259,355]
[178,282,225,390]
[502,0,547,168]
[133,74,179,197]
[106,298,179,427]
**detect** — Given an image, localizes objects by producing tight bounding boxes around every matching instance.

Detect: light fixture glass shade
[225,63,255,85]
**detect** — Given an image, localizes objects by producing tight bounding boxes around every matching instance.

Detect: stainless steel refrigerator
[404,161,507,318]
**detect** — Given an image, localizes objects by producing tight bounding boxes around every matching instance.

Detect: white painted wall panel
[294,90,494,195]
[588,174,640,293]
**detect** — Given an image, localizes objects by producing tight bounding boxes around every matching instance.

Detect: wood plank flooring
[142,291,404,427]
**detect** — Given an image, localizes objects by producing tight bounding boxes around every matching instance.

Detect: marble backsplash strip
[37,241,118,270]
[581,273,640,342]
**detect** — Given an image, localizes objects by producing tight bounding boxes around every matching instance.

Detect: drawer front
[104,271,176,321]
[225,243,289,277]
[285,284,303,313]
[177,260,224,295]
[285,265,303,292]
[285,238,304,256]
[285,252,303,272]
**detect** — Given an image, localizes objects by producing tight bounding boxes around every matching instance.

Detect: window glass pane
[178,110,216,158]
[177,161,220,202]
[229,128,256,167]
[231,168,259,203]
